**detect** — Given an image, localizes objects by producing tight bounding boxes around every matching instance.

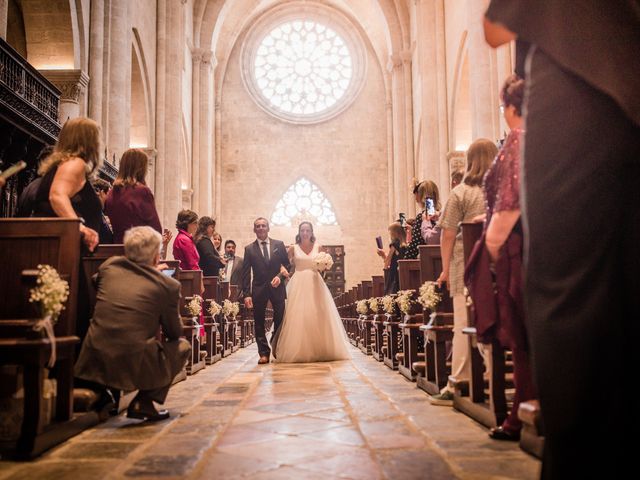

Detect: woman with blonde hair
[34,117,102,251]
[429,137,498,406]
[376,222,408,294]
[404,179,441,259]
[105,149,169,250]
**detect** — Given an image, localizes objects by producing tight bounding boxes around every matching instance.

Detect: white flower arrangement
[312,251,334,272]
[29,264,70,323]
[382,295,396,314]
[368,297,380,313]
[418,281,442,311]
[186,295,203,316]
[395,289,416,315]
[356,299,369,315]
[208,300,222,316]
[222,299,240,319]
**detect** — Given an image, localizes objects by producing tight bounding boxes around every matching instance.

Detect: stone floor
[0,345,540,479]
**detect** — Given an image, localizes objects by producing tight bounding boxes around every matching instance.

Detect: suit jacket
[227,255,244,288]
[75,256,189,391]
[241,238,291,303]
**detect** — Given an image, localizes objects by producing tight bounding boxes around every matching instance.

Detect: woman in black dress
[194,216,226,277]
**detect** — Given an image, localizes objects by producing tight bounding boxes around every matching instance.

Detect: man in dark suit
[75,226,191,421]
[223,239,244,287]
[485,2,640,477]
[242,217,291,364]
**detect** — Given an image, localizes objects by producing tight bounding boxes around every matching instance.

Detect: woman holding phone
[404,180,441,259]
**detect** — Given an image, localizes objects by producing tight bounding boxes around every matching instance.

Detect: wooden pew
[382,294,402,371]
[518,400,544,458]
[218,281,232,357]
[229,285,240,353]
[357,280,373,355]
[370,275,386,361]
[397,259,423,381]
[453,222,510,428]
[177,269,206,375]
[416,245,454,395]
[202,276,222,364]
[0,218,99,459]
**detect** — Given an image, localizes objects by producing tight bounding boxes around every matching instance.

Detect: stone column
[387,50,414,217]
[467,0,500,140]
[142,147,157,192]
[155,0,183,229]
[106,0,130,162]
[88,0,105,127]
[191,47,216,216]
[40,69,90,122]
[414,0,450,199]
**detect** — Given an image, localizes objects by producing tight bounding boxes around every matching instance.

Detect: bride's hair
[295,221,316,244]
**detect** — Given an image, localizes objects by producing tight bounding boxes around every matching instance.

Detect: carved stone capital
[40,69,89,103]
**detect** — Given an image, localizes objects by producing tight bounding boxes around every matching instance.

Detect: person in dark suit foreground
[223,240,244,286]
[242,217,291,364]
[75,226,191,421]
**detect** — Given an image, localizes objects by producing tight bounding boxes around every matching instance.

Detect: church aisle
[0,345,540,480]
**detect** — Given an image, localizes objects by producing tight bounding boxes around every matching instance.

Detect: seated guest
[105,149,171,255]
[33,117,102,251]
[173,209,200,270]
[15,145,53,217]
[222,240,244,285]
[405,179,441,258]
[91,178,114,244]
[194,216,225,276]
[377,222,407,294]
[74,226,191,421]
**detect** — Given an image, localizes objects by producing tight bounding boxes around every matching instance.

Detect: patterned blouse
[404,211,425,259]
[484,128,523,222]
[438,183,486,295]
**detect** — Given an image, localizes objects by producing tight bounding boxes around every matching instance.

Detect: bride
[273,221,350,363]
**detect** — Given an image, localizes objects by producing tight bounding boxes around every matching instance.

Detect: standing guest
[484,3,639,476]
[92,178,114,244]
[222,240,244,286]
[405,180,441,258]
[212,232,223,254]
[429,138,497,406]
[173,209,200,270]
[33,117,102,252]
[194,216,225,276]
[74,226,191,421]
[15,145,53,217]
[376,222,407,295]
[466,75,535,441]
[105,149,171,254]
[450,169,464,189]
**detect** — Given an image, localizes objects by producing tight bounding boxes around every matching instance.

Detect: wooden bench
[228,285,240,353]
[382,294,402,371]
[370,275,385,362]
[218,281,232,357]
[397,259,423,381]
[0,218,99,458]
[453,222,510,428]
[177,269,206,375]
[202,276,222,365]
[416,245,454,395]
[357,280,373,355]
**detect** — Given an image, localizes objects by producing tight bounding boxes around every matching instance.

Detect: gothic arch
[449,30,472,152]
[130,28,154,149]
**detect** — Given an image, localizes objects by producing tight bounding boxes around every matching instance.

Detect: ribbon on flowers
[33,315,57,368]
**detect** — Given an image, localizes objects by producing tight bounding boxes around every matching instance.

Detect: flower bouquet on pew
[368,297,382,315]
[356,299,369,316]
[222,299,240,319]
[186,295,204,338]
[208,300,222,317]
[382,294,399,317]
[418,281,442,327]
[29,264,70,368]
[395,289,417,316]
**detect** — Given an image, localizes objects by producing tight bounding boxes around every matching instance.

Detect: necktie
[261,241,269,260]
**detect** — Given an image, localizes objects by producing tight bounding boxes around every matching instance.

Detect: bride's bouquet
[312,252,334,272]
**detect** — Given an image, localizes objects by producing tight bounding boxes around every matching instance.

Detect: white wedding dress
[274,243,351,363]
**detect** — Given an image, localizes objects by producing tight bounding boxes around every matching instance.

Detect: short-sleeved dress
[438,184,486,295]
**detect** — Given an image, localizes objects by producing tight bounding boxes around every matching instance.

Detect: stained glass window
[271,178,338,226]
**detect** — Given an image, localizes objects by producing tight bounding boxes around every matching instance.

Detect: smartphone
[0,160,27,180]
[375,236,383,249]
[161,269,176,277]
[425,198,435,216]
[399,213,406,228]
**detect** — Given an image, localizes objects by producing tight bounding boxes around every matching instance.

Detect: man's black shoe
[127,401,170,421]
[488,426,520,441]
